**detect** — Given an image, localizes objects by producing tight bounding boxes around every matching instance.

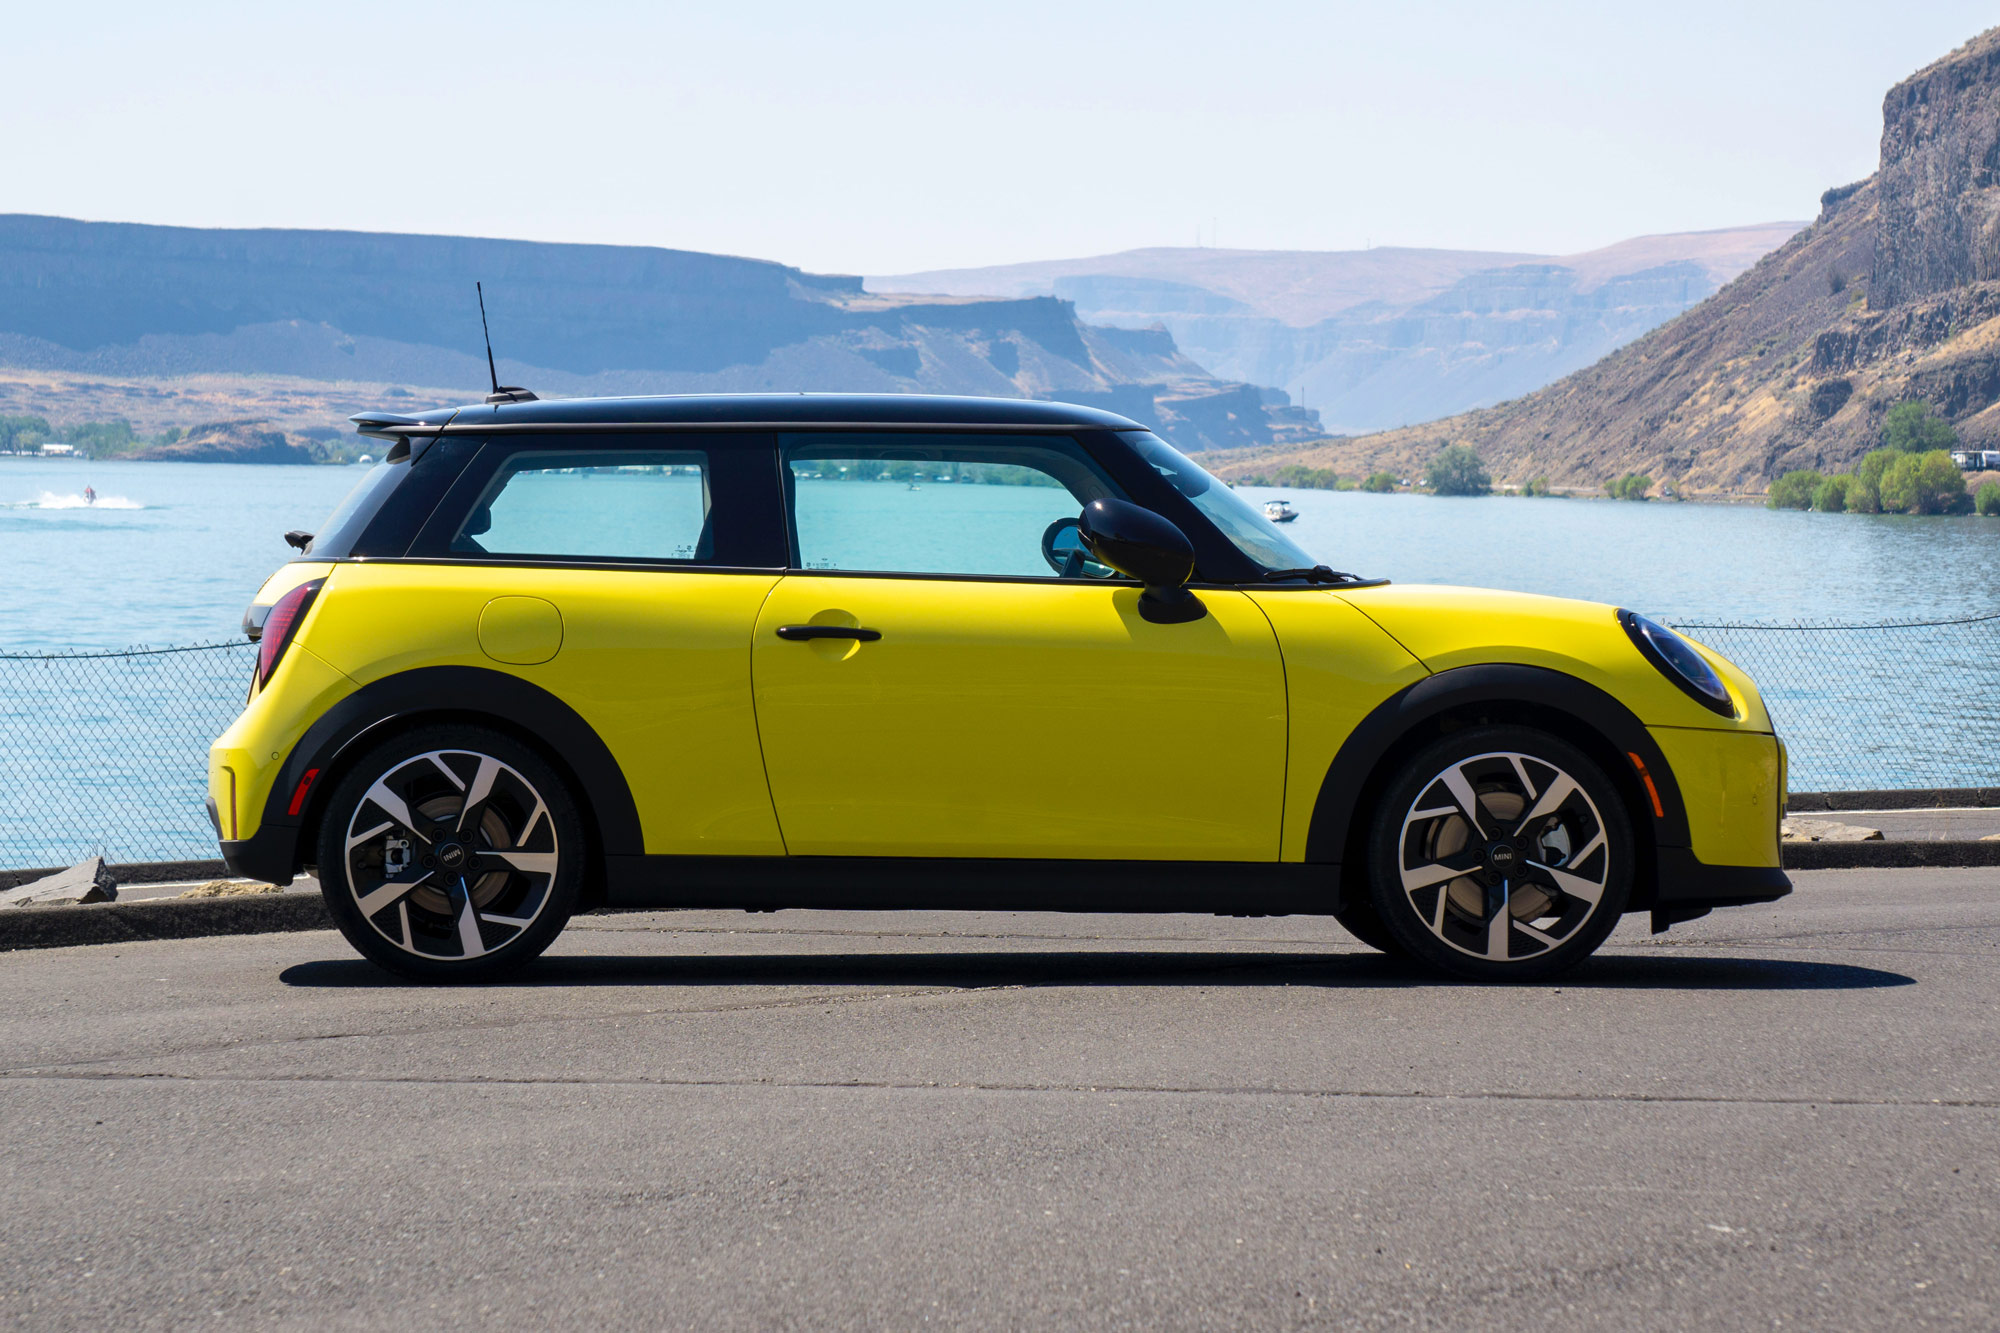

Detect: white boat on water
[1264,499,1298,523]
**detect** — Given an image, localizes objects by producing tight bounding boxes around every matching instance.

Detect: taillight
[256,579,324,688]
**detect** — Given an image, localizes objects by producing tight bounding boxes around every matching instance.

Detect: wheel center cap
[436,841,469,872]
[1485,842,1520,874]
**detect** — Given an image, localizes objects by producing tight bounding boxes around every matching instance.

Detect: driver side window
[782,433,1122,578]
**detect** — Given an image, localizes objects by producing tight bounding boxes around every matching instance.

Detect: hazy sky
[8,1,1993,275]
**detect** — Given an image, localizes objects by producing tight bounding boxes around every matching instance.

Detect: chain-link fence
[1,618,1995,869]
[1668,613,2000,793]
[0,642,254,868]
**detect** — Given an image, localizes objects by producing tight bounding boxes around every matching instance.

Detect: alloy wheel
[1392,749,1614,964]
[340,748,562,962]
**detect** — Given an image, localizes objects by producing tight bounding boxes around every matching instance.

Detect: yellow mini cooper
[210,394,1787,982]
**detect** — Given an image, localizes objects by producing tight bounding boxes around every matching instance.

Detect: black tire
[315,724,584,983]
[1366,725,1632,982]
[1332,900,1409,957]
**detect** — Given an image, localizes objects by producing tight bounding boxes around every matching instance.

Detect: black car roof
[356,393,1147,436]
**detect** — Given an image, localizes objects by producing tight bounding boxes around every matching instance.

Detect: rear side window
[450,450,711,561]
[311,460,404,555]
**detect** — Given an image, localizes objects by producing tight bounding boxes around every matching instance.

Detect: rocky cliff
[0,217,1317,453]
[1875,33,2000,307]
[1213,27,2000,494]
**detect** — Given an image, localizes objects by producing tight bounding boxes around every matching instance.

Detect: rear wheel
[315,725,584,982]
[1366,725,1632,981]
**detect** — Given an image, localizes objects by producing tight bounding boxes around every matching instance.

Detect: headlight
[1617,610,1735,718]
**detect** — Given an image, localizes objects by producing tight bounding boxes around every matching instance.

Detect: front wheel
[315,725,584,982]
[1366,725,1633,981]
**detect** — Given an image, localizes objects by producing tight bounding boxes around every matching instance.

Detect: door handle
[775,624,882,642]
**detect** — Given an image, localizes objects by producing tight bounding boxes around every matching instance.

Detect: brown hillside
[1217,27,2000,497]
[135,420,318,464]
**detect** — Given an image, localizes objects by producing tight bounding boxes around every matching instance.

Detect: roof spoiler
[350,412,451,464]
[351,412,425,439]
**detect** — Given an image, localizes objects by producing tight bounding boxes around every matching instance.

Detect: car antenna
[476,281,538,404]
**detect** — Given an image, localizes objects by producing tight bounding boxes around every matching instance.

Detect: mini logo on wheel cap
[436,842,469,871]
[1486,843,1519,872]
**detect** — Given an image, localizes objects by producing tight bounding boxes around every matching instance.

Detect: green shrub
[1522,475,1552,497]
[1977,480,2000,516]
[1881,401,1957,453]
[1426,445,1490,496]
[1813,474,1853,512]
[1880,449,1967,514]
[1855,448,1897,486]
[1765,470,1820,510]
[60,420,139,455]
[1272,464,1343,490]
[1606,472,1654,501]
[1362,471,1398,493]
[0,414,51,452]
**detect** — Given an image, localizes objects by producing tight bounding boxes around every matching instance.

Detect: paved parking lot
[0,869,1994,1329]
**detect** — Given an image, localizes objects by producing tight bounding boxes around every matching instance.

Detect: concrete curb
[0,894,330,953]
[1782,839,2000,870]
[0,860,229,892]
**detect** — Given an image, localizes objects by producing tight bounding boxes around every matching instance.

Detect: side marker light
[1627,752,1665,819]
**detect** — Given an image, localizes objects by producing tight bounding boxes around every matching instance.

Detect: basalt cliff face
[1217,27,2000,494]
[1875,34,2000,307]
[0,217,1319,454]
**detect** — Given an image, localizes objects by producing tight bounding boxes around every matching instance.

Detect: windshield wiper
[1257,565,1366,584]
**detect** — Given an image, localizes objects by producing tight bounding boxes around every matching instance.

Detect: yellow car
[210,394,1787,982]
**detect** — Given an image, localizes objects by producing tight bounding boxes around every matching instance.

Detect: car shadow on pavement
[280,950,1914,991]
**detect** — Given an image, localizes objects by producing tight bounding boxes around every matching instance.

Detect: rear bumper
[219,822,300,887]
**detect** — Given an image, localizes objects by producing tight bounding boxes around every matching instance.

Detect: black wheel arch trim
[235,665,643,884]
[1305,664,1697,903]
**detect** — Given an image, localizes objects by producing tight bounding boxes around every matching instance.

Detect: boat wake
[3,491,145,510]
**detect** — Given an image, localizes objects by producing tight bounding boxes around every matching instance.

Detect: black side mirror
[1078,499,1206,624]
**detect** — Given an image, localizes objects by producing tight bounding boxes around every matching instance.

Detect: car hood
[1331,583,1773,733]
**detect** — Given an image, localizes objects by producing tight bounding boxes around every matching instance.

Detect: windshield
[1120,431,1318,574]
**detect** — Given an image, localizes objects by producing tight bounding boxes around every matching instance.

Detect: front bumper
[1648,846,1790,931]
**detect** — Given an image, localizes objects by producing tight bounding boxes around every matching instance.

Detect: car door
[750,432,1288,861]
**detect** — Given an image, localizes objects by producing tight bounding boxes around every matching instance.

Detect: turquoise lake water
[4,456,1998,650]
[4,456,1998,865]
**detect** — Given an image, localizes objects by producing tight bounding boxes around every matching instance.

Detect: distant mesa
[870,225,1804,437]
[1212,24,2000,496]
[134,420,316,464]
[0,217,1322,454]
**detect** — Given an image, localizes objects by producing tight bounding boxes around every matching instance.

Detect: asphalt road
[0,869,1994,1330]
